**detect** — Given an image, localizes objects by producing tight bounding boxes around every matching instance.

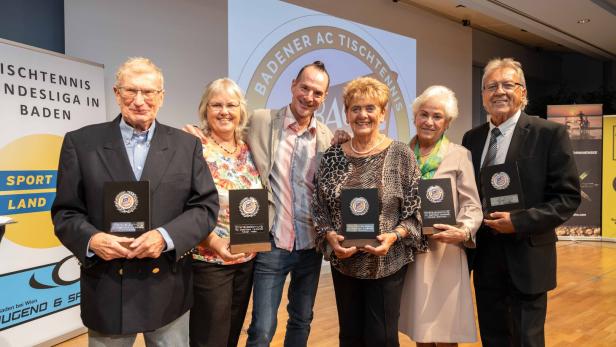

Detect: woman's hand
[182,124,207,141]
[362,232,398,256]
[331,129,351,145]
[207,233,246,262]
[430,223,468,244]
[326,231,358,259]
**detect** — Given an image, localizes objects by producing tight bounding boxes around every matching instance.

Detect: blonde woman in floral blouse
[183,78,262,347]
[312,77,426,347]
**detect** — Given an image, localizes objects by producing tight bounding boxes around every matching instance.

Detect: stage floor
[56,241,616,347]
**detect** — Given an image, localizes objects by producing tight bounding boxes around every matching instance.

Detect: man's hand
[127,229,167,259]
[326,231,358,259]
[431,223,467,243]
[89,232,135,261]
[484,211,515,233]
[331,129,351,145]
[208,233,246,262]
[362,232,397,256]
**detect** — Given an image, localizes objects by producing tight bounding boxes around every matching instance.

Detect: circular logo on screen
[490,172,510,190]
[426,185,445,204]
[350,197,369,216]
[239,197,260,218]
[114,191,139,213]
[242,24,412,142]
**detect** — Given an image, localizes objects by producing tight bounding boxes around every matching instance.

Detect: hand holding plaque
[340,188,380,247]
[229,189,271,253]
[418,178,458,235]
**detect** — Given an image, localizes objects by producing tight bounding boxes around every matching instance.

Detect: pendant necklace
[208,133,237,154]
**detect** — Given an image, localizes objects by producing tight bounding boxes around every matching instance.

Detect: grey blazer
[244,107,333,228]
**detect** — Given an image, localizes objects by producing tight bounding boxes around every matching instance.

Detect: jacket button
[152,267,160,274]
[118,268,123,276]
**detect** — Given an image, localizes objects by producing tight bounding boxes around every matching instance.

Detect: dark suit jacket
[51,115,219,334]
[462,113,580,294]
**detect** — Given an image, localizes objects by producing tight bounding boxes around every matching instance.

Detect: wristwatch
[462,227,471,242]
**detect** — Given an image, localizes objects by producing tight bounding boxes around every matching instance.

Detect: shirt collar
[488,109,521,136]
[284,105,317,136]
[119,117,156,144]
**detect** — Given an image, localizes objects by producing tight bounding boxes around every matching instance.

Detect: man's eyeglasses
[207,102,240,112]
[117,87,162,100]
[483,82,524,93]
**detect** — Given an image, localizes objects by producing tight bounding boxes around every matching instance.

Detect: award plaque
[229,188,271,253]
[340,188,380,247]
[103,181,150,235]
[481,162,525,213]
[419,178,457,235]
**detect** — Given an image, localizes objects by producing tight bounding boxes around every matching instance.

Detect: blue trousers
[246,241,322,347]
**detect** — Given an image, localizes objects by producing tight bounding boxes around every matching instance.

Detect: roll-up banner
[547,104,602,240]
[603,116,616,241]
[0,38,106,346]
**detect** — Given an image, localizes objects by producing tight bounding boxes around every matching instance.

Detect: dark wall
[0,0,64,53]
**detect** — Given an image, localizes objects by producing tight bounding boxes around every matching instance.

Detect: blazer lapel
[505,113,530,163]
[141,122,174,192]
[269,107,285,172]
[98,116,136,182]
[471,123,490,180]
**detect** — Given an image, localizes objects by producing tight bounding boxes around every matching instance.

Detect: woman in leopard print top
[312,77,426,347]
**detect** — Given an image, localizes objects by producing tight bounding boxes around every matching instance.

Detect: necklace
[350,135,385,155]
[208,133,237,154]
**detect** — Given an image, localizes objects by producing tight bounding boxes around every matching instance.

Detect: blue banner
[0,192,56,215]
[0,170,57,191]
[0,256,80,331]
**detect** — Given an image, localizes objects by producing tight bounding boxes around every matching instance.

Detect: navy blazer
[462,113,580,294]
[52,115,218,334]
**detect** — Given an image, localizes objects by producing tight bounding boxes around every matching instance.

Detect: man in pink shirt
[245,61,334,347]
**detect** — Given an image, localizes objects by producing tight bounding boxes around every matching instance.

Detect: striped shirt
[270,106,318,251]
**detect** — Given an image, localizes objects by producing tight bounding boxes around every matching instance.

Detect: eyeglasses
[117,87,162,100]
[483,81,524,93]
[207,102,240,112]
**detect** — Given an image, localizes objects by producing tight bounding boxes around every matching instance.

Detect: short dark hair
[295,61,330,90]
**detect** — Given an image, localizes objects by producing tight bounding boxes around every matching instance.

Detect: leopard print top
[312,141,426,279]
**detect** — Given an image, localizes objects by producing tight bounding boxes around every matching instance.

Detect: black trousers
[190,259,255,347]
[331,265,407,347]
[474,235,548,347]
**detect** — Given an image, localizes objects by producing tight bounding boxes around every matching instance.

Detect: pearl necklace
[208,133,237,154]
[350,135,385,155]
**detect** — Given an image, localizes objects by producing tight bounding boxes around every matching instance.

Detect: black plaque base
[422,223,463,235]
[341,238,380,248]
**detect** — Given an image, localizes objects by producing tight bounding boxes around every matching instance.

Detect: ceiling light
[577,18,591,24]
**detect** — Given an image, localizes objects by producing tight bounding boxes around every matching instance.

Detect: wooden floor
[56,241,616,346]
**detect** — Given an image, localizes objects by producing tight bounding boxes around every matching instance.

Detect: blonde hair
[197,78,247,143]
[343,76,390,111]
[412,85,459,122]
[114,57,164,89]
[482,57,528,109]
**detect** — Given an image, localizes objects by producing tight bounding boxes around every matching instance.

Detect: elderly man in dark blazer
[462,57,581,347]
[51,57,218,346]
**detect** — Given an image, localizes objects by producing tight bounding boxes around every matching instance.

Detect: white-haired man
[52,57,218,346]
[462,57,581,347]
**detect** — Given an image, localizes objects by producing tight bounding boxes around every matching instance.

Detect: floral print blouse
[193,136,263,265]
